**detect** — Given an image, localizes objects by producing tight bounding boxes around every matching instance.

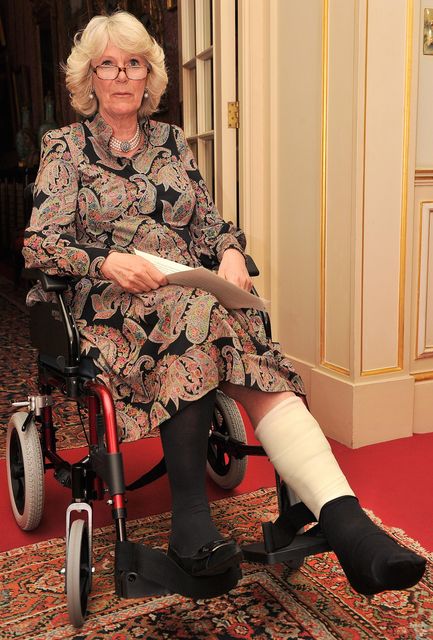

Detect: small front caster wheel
[66,519,92,628]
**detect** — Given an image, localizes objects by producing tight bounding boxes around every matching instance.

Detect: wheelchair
[6,262,329,628]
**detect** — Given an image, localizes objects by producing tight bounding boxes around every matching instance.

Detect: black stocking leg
[159,390,222,556]
[319,496,426,595]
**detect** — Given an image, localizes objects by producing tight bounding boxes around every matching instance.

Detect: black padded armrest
[22,268,70,293]
[25,267,81,374]
[245,255,260,277]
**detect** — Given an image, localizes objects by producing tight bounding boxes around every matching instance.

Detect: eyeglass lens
[94,65,149,80]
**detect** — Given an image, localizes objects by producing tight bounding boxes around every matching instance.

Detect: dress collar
[86,112,150,155]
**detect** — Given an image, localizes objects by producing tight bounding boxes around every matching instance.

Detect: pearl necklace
[109,123,141,153]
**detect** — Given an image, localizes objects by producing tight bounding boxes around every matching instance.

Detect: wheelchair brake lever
[11,394,54,417]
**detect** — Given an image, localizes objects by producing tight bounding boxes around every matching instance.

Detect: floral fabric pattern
[23,114,304,440]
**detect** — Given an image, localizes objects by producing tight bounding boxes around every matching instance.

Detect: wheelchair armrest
[245,255,260,277]
[24,268,81,375]
[23,268,70,293]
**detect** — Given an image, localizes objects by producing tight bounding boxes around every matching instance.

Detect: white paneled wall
[238,0,433,446]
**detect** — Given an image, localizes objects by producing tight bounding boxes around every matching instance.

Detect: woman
[23,11,425,592]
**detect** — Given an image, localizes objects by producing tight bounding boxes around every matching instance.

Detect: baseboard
[413,379,433,433]
[287,356,416,448]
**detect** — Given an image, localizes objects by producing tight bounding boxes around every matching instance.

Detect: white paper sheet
[134,249,268,311]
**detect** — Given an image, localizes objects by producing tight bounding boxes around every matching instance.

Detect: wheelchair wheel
[6,412,45,530]
[66,519,92,628]
[207,392,248,489]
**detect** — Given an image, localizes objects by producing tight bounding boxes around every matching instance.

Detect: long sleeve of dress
[172,125,246,266]
[23,128,110,278]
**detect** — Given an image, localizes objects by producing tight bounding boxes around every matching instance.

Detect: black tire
[207,392,248,489]
[6,412,45,530]
[66,519,92,628]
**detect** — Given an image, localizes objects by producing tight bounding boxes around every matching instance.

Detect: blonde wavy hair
[65,11,168,118]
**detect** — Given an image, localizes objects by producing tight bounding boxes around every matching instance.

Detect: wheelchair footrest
[241,531,330,567]
[115,541,242,600]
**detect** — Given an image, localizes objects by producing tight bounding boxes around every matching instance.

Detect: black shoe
[167,539,242,577]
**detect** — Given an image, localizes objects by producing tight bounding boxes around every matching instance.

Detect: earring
[144,90,149,99]
[89,91,95,100]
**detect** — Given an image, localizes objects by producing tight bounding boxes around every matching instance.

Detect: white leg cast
[254,395,354,519]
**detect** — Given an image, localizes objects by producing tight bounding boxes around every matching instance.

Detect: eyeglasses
[92,64,150,80]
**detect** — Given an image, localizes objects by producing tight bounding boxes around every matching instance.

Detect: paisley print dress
[23,113,305,441]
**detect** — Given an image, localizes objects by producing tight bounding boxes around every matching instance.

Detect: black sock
[319,496,426,595]
[159,390,222,556]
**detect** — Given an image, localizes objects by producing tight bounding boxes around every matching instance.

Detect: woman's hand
[100,252,168,293]
[217,248,252,291]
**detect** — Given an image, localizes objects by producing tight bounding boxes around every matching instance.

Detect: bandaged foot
[254,395,425,594]
[319,496,426,595]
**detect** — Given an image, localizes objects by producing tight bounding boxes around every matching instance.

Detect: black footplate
[242,528,330,567]
[115,541,242,600]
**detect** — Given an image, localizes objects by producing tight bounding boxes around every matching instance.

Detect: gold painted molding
[321,361,351,376]
[319,0,350,377]
[415,168,433,184]
[320,0,413,377]
[415,201,433,359]
[413,371,433,381]
[360,0,413,376]
[319,0,329,371]
[361,365,403,376]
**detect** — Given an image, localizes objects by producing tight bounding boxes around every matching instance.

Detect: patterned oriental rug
[1,488,432,640]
